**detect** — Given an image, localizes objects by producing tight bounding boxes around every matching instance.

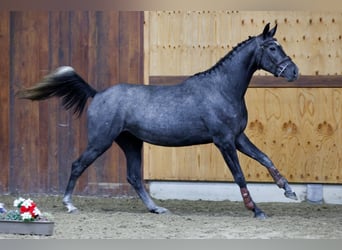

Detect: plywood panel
[144,11,342,184]
[147,11,342,76]
[144,88,342,184]
[244,88,342,183]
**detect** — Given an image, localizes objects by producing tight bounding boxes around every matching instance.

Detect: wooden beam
[149,75,342,88]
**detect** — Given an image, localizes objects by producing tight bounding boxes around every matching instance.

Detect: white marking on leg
[66,203,78,213]
[63,195,78,213]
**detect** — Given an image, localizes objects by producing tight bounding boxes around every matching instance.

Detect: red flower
[19,202,38,218]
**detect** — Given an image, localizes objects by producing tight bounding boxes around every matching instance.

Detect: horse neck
[208,39,259,98]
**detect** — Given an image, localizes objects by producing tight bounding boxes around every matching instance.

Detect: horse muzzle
[277,61,299,82]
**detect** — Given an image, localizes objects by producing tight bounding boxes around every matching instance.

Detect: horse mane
[192,35,257,77]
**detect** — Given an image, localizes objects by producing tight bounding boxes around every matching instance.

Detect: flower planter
[0,220,54,236]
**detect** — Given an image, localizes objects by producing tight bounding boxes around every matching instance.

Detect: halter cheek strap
[256,39,292,77]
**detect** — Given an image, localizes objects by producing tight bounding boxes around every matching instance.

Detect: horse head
[256,23,299,82]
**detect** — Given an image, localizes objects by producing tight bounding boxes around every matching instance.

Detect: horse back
[88,82,214,146]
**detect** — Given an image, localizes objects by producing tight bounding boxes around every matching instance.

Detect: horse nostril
[293,67,299,78]
[294,70,299,79]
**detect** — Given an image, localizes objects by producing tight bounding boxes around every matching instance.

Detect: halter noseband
[256,39,292,77]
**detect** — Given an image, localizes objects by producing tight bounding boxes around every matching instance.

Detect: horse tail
[16,66,97,117]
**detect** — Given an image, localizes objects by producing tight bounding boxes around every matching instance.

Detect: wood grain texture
[149,75,342,88]
[144,11,342,184]
[144,87,342,184]
[10,11,48,192]
[1,11,144,195]
[0,11,10,193]
[147,11,342,76]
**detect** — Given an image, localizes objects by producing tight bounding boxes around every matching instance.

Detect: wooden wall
[143,11,342,184]
[1,11,341,196]
[0,11,144,195]
[146,11,342,76]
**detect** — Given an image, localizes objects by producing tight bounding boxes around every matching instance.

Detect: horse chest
[206,99,248,134]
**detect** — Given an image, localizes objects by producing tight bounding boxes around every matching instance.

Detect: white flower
[21,198,34,208]
[13,197,25,208]
[21,212,32,221]
[33,207,41,217]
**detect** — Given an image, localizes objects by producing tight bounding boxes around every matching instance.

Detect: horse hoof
[65,204,78,213]
[68,208,79,213]
[255,212,267,220]
[151,206,170,214]
[285,191,298,200]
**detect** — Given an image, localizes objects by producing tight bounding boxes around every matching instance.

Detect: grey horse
[17,23,299,218]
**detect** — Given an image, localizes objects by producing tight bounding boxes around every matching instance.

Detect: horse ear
[269,24,278,37]
[262,23,270,38]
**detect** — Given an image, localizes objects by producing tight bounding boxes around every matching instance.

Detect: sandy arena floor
[0,195,341,239]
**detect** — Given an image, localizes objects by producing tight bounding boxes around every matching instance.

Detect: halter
[256,38,292,77]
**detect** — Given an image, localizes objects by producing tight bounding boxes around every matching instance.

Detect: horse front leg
[236,133,297,200]
[215,137,266,219]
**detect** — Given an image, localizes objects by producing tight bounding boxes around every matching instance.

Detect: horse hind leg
[63,142,112,213]
[116,133,169,214]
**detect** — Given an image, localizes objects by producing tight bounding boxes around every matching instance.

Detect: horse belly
[128,119,212,147]
[139,132,213,147]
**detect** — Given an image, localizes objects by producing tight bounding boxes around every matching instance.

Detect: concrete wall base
[148,181,342,204]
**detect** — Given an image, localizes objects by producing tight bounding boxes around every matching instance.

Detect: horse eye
[269,46,276,52]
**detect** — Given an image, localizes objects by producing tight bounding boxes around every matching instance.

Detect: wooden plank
[85,11,102,195]
[45,12,59,193]
[86,11,124,196]
[48,11,72,193]
[0,11,145,195]
[98,11,122,189]
[143,11,150,85]
[0,11,10,193]
[10,11,48,192]
[119,12,144,83]
[118,11,145,194]
[37,12,50,193]
[68,11,92,194]
[77,11,144,196]
[149,75,342,88]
